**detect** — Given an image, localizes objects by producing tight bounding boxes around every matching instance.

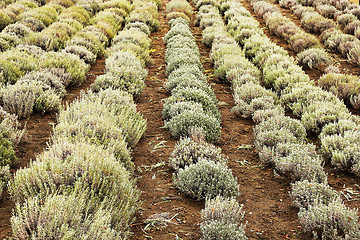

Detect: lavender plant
[173,159,239,200]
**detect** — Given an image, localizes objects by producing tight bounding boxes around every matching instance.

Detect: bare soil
[1,0,360,239]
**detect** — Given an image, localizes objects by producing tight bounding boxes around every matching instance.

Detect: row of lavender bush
[164,1,247,239]
[6,0,160,237]
[251,0,360,110]
[199,0,360,238]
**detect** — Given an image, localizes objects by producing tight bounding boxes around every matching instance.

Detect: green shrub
[174,159,239,200]
[40,52,89,86]
[201,196,245,224]
[10,140,140,234]
[165,110,221,142]
[169,137,225,171]
[298,199,359,239]
[0,165,10,200]
[11,186,136,239]
[290,180,340,209]
[200,220,247,240]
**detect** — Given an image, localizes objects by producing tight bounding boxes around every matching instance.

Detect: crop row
[249,0,360,109]
[274,0,360,68]
[197,0,360,238]
[163,1,247,239]
[0,0,64,31]
[3,0,160,238]
[229,0,360,181]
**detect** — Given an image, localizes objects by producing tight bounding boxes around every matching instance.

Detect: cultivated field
[0,0,360,239]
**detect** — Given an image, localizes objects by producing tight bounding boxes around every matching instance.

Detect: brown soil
[1,0,360,239]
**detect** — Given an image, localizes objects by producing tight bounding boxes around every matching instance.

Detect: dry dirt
[1,0,360,239]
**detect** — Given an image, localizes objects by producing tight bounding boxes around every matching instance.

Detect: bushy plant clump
[173,159,239,200]
[163,17,221,142]
[200,196,247,240]
[318,73,360,108]
[296,48,334,71]
[169,137,225,170]
[0,165,10,200]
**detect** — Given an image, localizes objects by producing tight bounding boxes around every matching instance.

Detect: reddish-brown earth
[1,0,360,239]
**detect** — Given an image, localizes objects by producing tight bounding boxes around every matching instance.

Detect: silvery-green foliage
[224,7,251,23]
[169,137,225,170]
[279,0,297,8]
[107,42,151,66]
[319,120,358,140]
[165,110,221,142]
[317,4,339,18]
[201,196,244,224]
[166,52,203,75]
[301,11,338,33]
[174,159,239,200]
[126,11,159,32]
[215,54,259,81]
[2,22,33,40]
[79,27,108,47]
[165,35,198,53]
[200,220,247,240]
[199,18,223,30]
[0,106,25,145]
[252,1,278,17]
[280,82,341,117]
[219,1,242,14]
[163,22,192,43]
[210,42,243,64]
[168,64,206,82]
[290,180,340,209]
[243,34,278,60]
[164,101,204,120]
[166,11,191,23]
[20,17,46,31]
[227,15,260,33]
[20,69,66,96]
[298,198,359,239]
[273,143,327,182]
[0,165,10,199]
[232,82,276,105]
[336,13,357,28]
[232,96,277,119]
[112,29,150,50]
[171,82,217,102]
[92,50,147,97]
[166,0,193,21]
[168,17,189,28]
[66,32,105,57]
[344,20,360,35]
[40,51,89,86]
[165,73,207,93]
[15,44,45,58]
[96,88,136,112]
[252,106,285,124]
[54,91,146,148]
[254,116,306,163]
[11,192,127,239]
[64,45,96,64]
[263,54,310,92]
[202,25,227,47]
[165,87,219,120]
[289,31,320,53]
[0,80,60,118]
[9,139,140,230]
[165,46,200,63]
[125,21,151,35]
[91,72,145,98]
[318,73,360,106]
[320,129,360,175]
[196,0,217,10]
[296,48,334,70]
[301,101,350,134]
